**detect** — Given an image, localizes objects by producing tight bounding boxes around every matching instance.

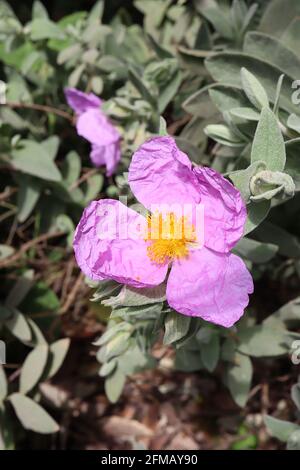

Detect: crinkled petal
[90,142,121,176]
[76,108,120,147]
[73,199,167,287]
[128,136,201,211]
[65,87,102,114]
[166,247,253,328]
[193,167,246,253]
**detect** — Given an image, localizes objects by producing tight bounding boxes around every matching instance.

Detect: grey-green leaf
[163,311,191,345]
[226,353,252,407]
[105,370,125,404]
[234,238,278,263]
[251,108,285,171]
[244,200,271,235]
[11,140,62,182]
[237,325,289,357]
[9,393,59,434]
[17,176,41,222]
[200,334,220,372]
[241,68,269,110]
[264,415,299,442]
[0,366,7,402]
[47,338,70,379]
[20,345,49,394]
[5,310,32,343]
[287,430,300,450]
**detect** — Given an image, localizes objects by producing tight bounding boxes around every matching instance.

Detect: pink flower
[73,136,253,327]
[65,88,121,176]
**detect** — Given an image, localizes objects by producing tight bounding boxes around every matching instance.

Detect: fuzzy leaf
[241,68,269,110]
[9,393,59,434]
[20,345,49,394]
[105,370,125,404]
[226,353,252,407]
[264,415,299,442]
[251,108,285,171]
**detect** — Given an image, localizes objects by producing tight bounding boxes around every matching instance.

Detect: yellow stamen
[145,212,196,265]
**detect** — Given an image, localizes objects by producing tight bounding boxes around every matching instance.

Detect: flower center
[145,212,196,265]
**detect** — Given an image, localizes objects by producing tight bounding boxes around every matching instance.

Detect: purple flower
[73,136,253,328]
[65,88,121,176]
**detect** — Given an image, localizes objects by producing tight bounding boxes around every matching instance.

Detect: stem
[1,101,74,123]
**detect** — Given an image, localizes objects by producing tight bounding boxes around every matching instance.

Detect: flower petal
[90,142,121,176]
[128,136,201,211]
[193,167,246,253]
[73,199,167,287]
[76,109,120,147]
[65,87,102,114]
[166,247,253,328]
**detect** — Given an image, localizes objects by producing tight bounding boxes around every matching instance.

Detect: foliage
[1,0,300,450]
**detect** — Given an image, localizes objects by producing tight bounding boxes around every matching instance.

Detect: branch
[1,101,74,123]
[0,231,65,269]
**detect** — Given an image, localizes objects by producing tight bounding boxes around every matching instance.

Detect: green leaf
[5,269,34,309]
[244,32,300,81]
[237,325,289,357]
[9,393,59,434]
[264,415,299,442]
[251,108,285,171]
[20,282,60,313]
[158,116,168,136]
[61,151,81,186]
[230,107,260,121]
[105,370,125,404]
[57,44,82,65]
[158,69,182,113]
[291,383,300,410]
[200,333,220,372]
[87,0,104,24]
[225,353,252,407]
[0,408,15,450]
[101,332,131,362]
[47,338,70,379]
[234,238,278,263]
[259,0,300,38]
[99,359,117,377]
[17,176,41,222]
[204,124,244,147]
[29,18,65,41]
[175,349,203,372]
[163,311,191,345]
[244,200,271,235]
[5,310,32,343]
[0,245,15,260]
[41,136,60,161]
[281,18,300,55]
[254,221,300,258]
[229,160,266,202]
[287,430,300,450]
[20,345,49,394]
[205,52,298,116]
[183,85,218,117]
[241,68,269,110]
[0,366,7,402]
[11,140,62,182]
[27,319,46,346]
[128,67,156,109]
[104,284,166,308]
[32,1,49,19]
[201,4,233,40]
[83,174,104,203]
